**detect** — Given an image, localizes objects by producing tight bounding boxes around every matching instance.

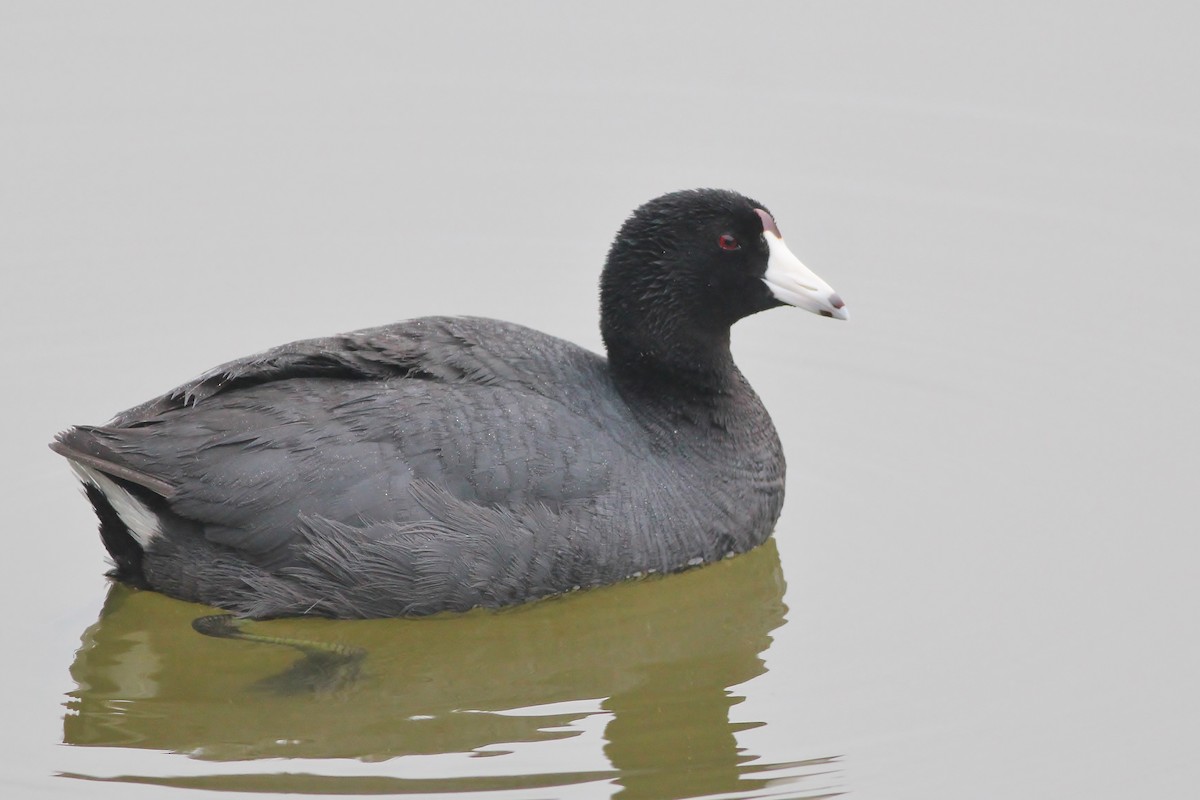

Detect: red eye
[718,234,740,251]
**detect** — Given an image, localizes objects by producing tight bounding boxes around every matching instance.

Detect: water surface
[61,542,834,797]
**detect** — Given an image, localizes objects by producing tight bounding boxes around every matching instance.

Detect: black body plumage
[51,189,832,619]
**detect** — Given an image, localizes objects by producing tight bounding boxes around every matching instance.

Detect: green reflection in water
[62,539,841,797]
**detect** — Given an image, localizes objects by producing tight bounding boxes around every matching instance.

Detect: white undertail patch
[69,462,163,548]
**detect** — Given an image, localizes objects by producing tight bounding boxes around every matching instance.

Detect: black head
[600,189,845,377]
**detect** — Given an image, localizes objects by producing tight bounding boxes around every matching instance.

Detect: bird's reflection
[62,539,840,797]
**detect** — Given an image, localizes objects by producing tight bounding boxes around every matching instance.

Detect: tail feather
[50,430,177,498]
[53,427,177,588]
[82,481,150,588]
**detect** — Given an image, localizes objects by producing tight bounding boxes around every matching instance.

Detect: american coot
[52,189,847,619]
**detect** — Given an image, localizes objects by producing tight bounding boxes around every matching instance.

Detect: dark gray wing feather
[57,316,625,571]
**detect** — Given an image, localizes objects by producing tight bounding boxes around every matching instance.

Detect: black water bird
[51,189,847,618]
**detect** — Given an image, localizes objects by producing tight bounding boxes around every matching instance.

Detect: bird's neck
[604,324,738,395]
[603,326,767,444]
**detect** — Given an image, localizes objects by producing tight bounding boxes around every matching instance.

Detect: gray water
[3,2,1198,798]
